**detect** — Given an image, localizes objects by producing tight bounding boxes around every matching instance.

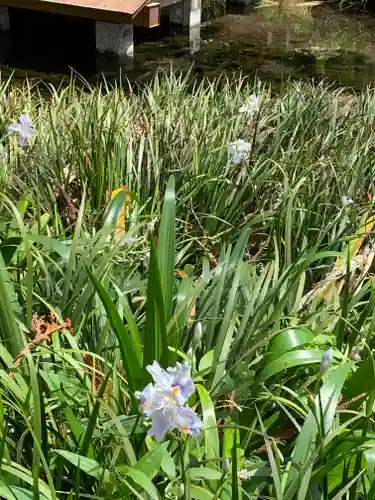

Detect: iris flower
[135,360,203,441]
[8,114,35,147]
[342,196,354,207]
[239,94,260,118]
[227,139,251,164]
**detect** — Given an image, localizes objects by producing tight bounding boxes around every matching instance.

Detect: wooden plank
[0,0,153,21]
[135,2,160,27]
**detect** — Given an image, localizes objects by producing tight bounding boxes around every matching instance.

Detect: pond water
[3,1,375,89]
[133,1,375,89]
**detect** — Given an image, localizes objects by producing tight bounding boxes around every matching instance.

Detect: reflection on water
[134,1,375,88]
[3,1,375,89]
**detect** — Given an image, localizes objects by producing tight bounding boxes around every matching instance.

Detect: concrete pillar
[169,0,201,54]
[95,22,134,73]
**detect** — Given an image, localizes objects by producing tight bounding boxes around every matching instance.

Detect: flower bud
[143,251,150,268]
[320,347,332,374]
[187,347,193,360]
[276,446,284,463]
[342,196,354,207]
[223,458,230,473]
[238,469,249,481]
[350,350,361,362]
[147,222,155,235]
[178,483,185,498]
[193,322,202,347]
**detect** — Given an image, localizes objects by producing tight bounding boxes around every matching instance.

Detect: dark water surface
[3,2,375,89]
[134,1,375,88]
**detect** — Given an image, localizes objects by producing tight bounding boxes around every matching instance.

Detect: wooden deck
[0,0,159,24]
[0,0,201,72]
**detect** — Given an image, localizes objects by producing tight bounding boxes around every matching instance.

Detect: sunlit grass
[0,72,374,498]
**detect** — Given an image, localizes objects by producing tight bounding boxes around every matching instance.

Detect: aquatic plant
[227,138,252,164]
[0,73,374,498]
[136,361,203,440]
[8,113,35,147]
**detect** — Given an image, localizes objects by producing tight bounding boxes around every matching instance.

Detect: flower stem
[179,437,191,500]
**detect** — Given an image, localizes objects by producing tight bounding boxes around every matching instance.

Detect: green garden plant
[0,73,374,498]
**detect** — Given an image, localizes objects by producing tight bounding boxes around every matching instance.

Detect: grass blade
[87,267,142,392]
[157,175,176,323]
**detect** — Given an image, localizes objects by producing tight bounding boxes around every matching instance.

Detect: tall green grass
[0,72,374,498]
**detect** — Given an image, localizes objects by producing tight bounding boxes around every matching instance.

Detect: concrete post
[169,0,201,54]
[95,21,134,73]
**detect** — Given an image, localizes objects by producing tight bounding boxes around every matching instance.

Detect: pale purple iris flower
[135,360,203,441]
[227,139,251,164]
[8,114,35,147]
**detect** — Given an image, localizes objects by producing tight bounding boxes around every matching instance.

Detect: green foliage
[0,73,374,498]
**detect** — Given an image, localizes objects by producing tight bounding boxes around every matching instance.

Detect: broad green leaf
[364,448,375,484]
[157,175,176,322]
[26,352,44,498]
[231,425,240,500]
[342,355,375,402]
[1,463,52,499]
[174,275,195,337]
[257,349,326,383]
[119,465,160,499]
[63,190,86,304]
[161,448,176,479]
[132,443,168,480]
[229,228,251,267]
[31,235,71,261]
[54,450,110,482]
[222,424,234,463]
[198,350,214,373]
[116,289,143,366]
[87,268,141,392]
[189,468,223,480]
[40,372,85,400]
[196,384,219,460]
[284,363,352,497]
[0,485,49,500]
[266,327,314,363]
[256,408,282,500]
[189,485,214,500]
[48,381,90,457]
[205,248,231,351]
[0,237,22,265]
[0,251,25,358]
[212,262,243,390]
[143,238,168,376]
